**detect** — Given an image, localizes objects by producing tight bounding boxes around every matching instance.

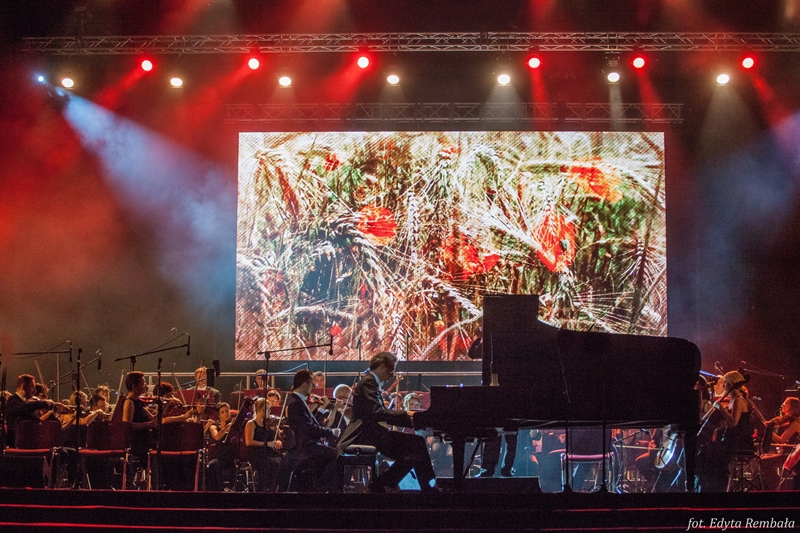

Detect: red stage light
[248,57,260,70]
[527,56,541,69]
[632,55,646,69]
[141,59,153,72]
[742,56,755,69]
[357,56,370,69]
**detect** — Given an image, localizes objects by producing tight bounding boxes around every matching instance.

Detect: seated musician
[4,374,54,448]
[696,370,754,492]
[254,369,267,390]
[312,371,326,390]
[93,385,111,404]
[152,382,204,424]
[760,397,800,489]
[244,398,283,492]
[59,391,106,448]
[193,366,220,404]
[267,389,282,408]
[337,352,438,493]
[206,402,235,491]
[324,385,353,442]
[281,370,340,491]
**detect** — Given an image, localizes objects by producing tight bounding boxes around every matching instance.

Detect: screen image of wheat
[235,131,666,361]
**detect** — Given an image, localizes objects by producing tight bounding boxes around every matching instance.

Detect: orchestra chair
[233,461,257,492]
[4,420,64,488]
[560,451,616,492]
[276,430,316,493]
[727,450,765,492]
[78,421,131,490]
[340,444,378,493]
[146,422,205,491]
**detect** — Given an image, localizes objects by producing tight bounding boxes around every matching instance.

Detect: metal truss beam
[224,102,683,126]
[22,32,800,55]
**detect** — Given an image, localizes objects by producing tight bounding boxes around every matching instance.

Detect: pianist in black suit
[336,352,437,492]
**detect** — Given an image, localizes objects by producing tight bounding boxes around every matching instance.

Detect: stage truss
[224,102,683,125]
[22,32,800,55]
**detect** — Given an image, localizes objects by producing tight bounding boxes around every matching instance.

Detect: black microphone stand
[0,347,7,454]
[14,346,72,401]
[113,343,189,371]
[255,338,334,486]
[71,349,103,489]
[154,357,164,491]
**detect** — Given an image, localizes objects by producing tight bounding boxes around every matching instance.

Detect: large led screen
[235,131,667,361]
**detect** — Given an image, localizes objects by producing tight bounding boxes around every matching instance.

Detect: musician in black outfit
[4,374,54,448]
[281,370,340,492]
[337,352,438,492]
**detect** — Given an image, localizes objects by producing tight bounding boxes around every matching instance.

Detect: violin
[307,394,331,409]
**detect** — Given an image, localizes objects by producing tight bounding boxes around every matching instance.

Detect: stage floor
[0,488,798,533]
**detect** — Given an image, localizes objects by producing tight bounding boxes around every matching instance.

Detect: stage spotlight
[61,77,75,89]
[357,55,370,69]
[716,73,730,85]
[141,59,154,72]
[248,57,260,70]
[278,75,292,87]
[527,56,541,69]
[36,75,46,83]
[170,77,184,88]
[603,53,621,83]
[741,55,755,69]
[497,73,511,85]
[387,74,400,85]
[632,55,646,69]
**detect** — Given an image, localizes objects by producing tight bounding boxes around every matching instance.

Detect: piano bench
[560,452,615,492]
[340,445,378,493]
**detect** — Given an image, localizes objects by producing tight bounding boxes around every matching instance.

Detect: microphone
[329,334,333,356]
[356,337,361,349]
[68,341,73,363]
[186,333,191,356]
[740,360,748,366]
[97,349,102,371]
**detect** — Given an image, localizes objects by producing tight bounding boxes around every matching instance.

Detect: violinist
[696,370,754,492]
[5,374,54,448]
[59,391,106,447]
[206,402,235,491]
[266,389,282,408]
[326,384,353,432]
[760,397,800,489]
[245,398,283,492]
[153,382,203,423]
[281,369,340,492]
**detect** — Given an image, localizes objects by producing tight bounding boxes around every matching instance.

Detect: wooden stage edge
[0,488,799,533]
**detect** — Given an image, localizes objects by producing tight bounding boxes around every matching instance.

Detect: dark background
[1,1,798,413]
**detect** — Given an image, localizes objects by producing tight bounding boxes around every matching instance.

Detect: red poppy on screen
[532,207,576,273]
[356,204,397,247]
[324,153,341,172]
[567,159,623,203]
[329,323,342,336]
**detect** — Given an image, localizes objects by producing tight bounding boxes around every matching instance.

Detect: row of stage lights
[39,52,760,90]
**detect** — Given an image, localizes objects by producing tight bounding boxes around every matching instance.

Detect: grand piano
[413,294,702,491]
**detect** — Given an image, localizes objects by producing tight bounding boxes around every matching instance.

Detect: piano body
[413,294,702,491]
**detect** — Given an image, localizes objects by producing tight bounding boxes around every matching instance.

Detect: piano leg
[684,425,697,492]
[450,433,467,492]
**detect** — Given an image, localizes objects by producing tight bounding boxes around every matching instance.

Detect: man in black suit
[282,369,341,491]
[337,352,437,492]
[5,374,54,448]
